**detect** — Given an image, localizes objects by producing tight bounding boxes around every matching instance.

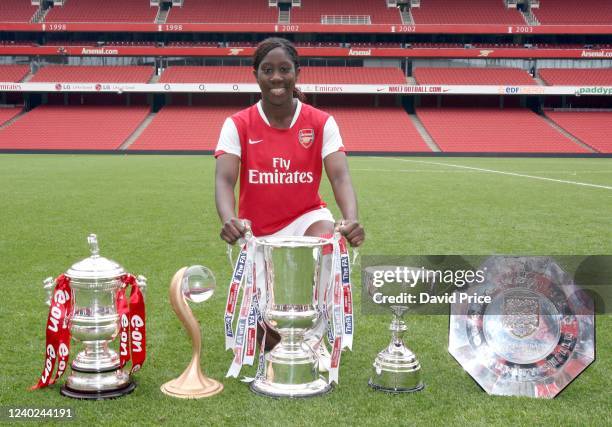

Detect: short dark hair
[253,37,300,72]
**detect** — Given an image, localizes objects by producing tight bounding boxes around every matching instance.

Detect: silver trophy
[43,234,146,399]
[449,256,595,398]
[250,236,332,398]
[363,266,425,393]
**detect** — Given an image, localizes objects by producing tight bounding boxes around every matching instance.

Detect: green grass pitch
[0,154,610,426]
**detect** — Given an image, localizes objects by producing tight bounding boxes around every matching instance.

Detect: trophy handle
[136,275,147,299]
[43,277,55,306]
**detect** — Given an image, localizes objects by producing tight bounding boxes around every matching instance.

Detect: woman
[215,37,365,246]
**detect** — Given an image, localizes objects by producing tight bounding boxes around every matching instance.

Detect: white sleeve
[215,118,241,158]
[321,116,344,159]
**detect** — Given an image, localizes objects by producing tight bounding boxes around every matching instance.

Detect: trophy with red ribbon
[32,234,147,399]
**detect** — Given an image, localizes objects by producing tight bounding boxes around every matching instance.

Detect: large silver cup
[43,234,146,399]
[250,236,332,398]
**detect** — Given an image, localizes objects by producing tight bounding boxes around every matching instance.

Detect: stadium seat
[160,66,253,83]
[324,106,430,152]
[45,0,157,23]
[0,65,30,82]
[0,105,150,150]
[31,66,154,83]
[411,0,525,25]
[539,69,612,86]
[414,67,536,85]
[129,105,239,150]
[416,108,589,153]
[533,0,612,24]
[546,111,612,153]
[166,0,278,23]
[291,0,401,24]
[0,0,37,23]
[0,107,23,126]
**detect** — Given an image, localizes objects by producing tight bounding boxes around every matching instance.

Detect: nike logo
[248,139,263,145]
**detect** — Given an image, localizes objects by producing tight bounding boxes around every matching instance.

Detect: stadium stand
[45,0,157,23]
[291,0,401,24]
[0,65,30,82]
[325,106,430,152]
[539,68,612,86]
[300,67,406,84]
[416,108,589,153]
[546,111,612,153]
[0,107,23,126]
[533,0,612,25]
[414,67,536,85]
[410,0,525,25]
[166,0,278,23]
[0,0,37,23]
[160,66,406,84]
[0,105,150,150]
[129,105,238,151]
[160,66,253,83]
[30,66,154,83]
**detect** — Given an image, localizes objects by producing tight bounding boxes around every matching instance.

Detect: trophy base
[60,381,136,400]
[160,378,224,399]
[368,379,424,393]
[250,376,332,398]
[369,345,424,393]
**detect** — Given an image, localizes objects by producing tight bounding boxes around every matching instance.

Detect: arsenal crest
[298,129,314,149]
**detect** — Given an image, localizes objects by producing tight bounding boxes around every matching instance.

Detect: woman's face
[255,46,300,107]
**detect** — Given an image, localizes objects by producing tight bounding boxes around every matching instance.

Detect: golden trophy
[161,266,223,398]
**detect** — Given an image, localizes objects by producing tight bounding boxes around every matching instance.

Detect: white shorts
[268,207,335,238]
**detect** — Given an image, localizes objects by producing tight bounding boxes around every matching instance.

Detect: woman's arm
[215,154,247,244]
[324,151,365,247]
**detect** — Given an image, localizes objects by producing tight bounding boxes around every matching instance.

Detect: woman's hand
[220,217,250,245]
[337,219,365,247]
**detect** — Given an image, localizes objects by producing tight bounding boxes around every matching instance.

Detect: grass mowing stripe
[383,157,612,191]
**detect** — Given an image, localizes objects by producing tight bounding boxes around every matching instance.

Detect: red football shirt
[215,100,344,236]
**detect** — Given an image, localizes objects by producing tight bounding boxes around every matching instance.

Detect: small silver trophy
[42,234,146,399]
[250,236,333,398]
[364,266,425,393]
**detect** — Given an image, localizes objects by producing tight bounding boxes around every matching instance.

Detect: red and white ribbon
[117,274,147,374]
[223,245,247,350]
[31,274,73,390]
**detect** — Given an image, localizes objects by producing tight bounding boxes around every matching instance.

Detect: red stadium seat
[411,0,525,25]
[0,65,30,82]
[129,105,239,151]
[166,0,278,23]
[31,66,154,83]
[533,0,612,25]
[0,0,37,23]
[0,107,23,126]
[539,69,612,86]
[416,108,589,153]
[414,67,536,85]
[324,106,430,152]
[546,111,612,153]
[46,0,157,23]
[0,105,150,150]
[291,0,401,24]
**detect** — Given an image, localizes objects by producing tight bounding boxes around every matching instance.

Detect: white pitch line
[377,158,612,191]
